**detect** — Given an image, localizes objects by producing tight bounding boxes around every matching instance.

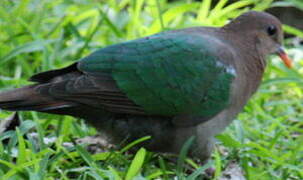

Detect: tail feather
[0,85,75,112]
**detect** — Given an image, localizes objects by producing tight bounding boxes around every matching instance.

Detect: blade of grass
[283,24,303,38]
[98,8,123,37]
[125,147,146,180]
[197,0,211,22]
[74,12,104,59]
[16,128,26,165]
[187,161,212,180]
[155,0,165,31]
[158,156,169,180]
[120,136,151,153]
[0,40,55,65]
[176,136,195,178]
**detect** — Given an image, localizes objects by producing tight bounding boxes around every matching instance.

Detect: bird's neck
[222,28,266,78]
[219,28,267,103]
[222,24,267,70]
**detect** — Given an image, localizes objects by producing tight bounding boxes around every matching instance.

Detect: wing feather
[32,31,236,126]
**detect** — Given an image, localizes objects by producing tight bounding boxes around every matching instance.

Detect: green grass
[0,0,302,179]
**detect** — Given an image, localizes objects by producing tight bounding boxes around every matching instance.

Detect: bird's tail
[0,85,73,112]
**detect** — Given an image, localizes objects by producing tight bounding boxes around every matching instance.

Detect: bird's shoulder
[77,29,235,73]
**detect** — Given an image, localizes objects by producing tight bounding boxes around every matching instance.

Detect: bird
[0,11,292,162]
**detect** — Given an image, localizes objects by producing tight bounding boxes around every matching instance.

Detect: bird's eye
[267,25,277,36]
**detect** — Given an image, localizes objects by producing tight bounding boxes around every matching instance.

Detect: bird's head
[224,11,292,68]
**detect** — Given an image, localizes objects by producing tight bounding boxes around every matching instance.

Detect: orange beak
[277,47,292,68]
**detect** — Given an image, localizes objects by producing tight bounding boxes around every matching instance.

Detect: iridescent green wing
[78,32,236,119]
